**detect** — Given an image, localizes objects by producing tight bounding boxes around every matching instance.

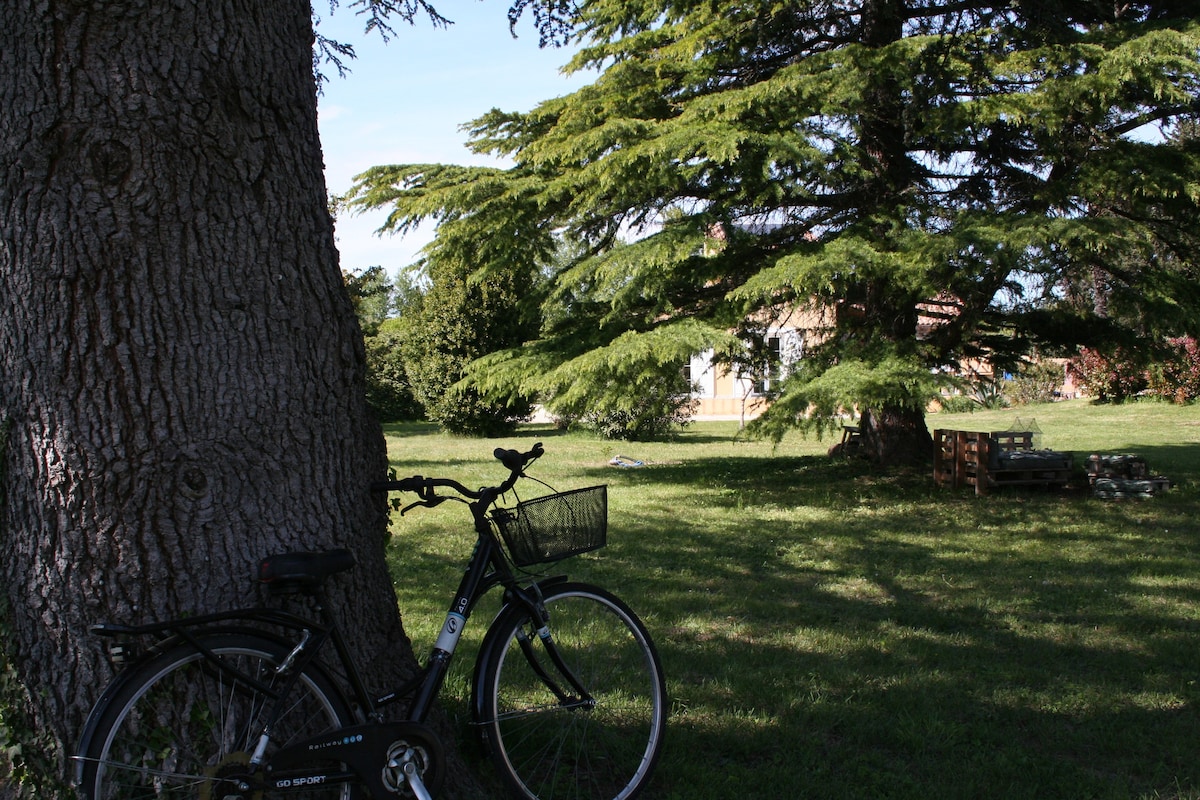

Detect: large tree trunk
[860,405,934,466]
[0,1,416,791]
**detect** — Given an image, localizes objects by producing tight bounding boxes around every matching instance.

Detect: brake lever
[400,500,428,516]
[399,494,467,516]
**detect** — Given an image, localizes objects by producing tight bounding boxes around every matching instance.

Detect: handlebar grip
[493,442,544,472]
[369,476,426,493]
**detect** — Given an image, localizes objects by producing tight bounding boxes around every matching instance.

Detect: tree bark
[0,1,415,790]
[860,405,934,466]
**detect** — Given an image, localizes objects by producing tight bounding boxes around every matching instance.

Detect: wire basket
[492,485,607,567]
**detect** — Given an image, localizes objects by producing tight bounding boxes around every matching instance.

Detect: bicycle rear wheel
[476,582,667,800]
[77,631,356,800]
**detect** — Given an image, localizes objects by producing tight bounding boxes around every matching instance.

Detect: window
[753,337,782,395]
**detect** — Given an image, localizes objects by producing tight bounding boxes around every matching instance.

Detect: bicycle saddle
[258,549,356,592]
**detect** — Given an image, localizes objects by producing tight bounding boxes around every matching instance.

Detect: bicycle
[73,443,667,800]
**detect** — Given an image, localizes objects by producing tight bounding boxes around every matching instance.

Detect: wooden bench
[934,429,1073,496]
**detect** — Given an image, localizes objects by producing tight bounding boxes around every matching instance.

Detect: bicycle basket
[492,485,607,567]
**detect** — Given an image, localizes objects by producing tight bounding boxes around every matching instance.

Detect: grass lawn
[381,399,1200,799]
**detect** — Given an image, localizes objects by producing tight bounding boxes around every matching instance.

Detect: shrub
[1148,336,1200,403]
[570,372,699,441]
[1070,347,1147,402]
[968,378,1009,409]
[1009,360,1065,406]
[397,262,539,437]
[429,384,534,438]
[937,393,980,414]
[363,323,422,421]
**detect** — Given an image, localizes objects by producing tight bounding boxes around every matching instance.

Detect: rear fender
[73,625,348,786]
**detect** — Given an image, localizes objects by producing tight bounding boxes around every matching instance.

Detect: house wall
[688,325,803,420]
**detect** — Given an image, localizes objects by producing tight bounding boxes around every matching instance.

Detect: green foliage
[342,267,426,420]
[969,378,1010,410]
[937,393,980,414]
[575,368,699,441]
[364,319,423,421]
[342,265,398,337]
[349,1,1200,454]
[1148,335,1200,403]
[750,354,944,443]
[937,377,1013,412]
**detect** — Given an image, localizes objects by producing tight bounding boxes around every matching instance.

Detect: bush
[1148,336,1200,403]
[1009,360,1065,406]
[431,385,534,438]
[1070,347,1147,402]
[396,261,540,437]
[970,378,1010,409]
[937,393,980,413]
[563,372,699,441]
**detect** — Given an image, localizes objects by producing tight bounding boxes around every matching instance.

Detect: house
[687,325,805,421]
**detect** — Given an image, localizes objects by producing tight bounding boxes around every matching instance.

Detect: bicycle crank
[380,726,445,799]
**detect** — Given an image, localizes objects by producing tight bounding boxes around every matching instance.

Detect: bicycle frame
[373,490,583,722]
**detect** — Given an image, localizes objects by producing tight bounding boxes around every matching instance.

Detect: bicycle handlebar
[370,442,544,506]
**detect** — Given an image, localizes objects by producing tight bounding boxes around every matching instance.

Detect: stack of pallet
[934,429,1074,496]
[1087,454,1171,499]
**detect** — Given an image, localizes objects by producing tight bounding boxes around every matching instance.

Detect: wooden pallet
[934,429,1073,496]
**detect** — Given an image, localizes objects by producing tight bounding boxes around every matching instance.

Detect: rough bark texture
[0,1,418,791]
[860,405,934,466]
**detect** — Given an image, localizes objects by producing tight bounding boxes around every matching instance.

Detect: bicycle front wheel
[77,631,356,800]
[477,582,667,800]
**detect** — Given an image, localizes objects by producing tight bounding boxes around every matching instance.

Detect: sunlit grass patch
[381,400,1200,799]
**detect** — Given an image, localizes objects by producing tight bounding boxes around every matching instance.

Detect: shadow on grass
[563,454,1200,799]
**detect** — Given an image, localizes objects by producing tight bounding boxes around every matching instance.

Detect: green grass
[381,400,1200,799]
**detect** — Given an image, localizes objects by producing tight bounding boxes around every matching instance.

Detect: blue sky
[316,3,588,274]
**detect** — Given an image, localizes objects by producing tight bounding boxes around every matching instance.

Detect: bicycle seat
[258,549,356,593]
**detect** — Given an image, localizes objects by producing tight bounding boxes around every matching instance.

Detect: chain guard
[269,721,444,797]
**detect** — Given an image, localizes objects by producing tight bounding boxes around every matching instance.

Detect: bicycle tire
[476,582,667,800]
[77,631,357,800]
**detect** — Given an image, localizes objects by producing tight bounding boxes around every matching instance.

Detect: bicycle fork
[513,621,596,710]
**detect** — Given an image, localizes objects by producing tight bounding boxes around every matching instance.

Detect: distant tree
[364,318,424,421]
[343,265,398,336]
[341,266,425,420]
[351,0,1200,465]
[395,256,540,436]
